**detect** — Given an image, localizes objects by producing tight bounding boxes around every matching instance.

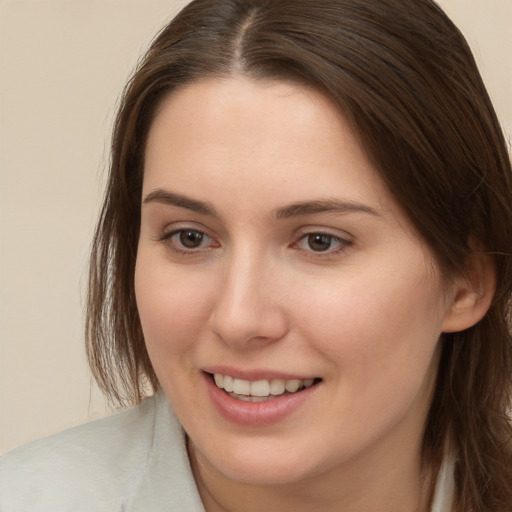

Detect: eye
[177,229,206,248]
[295,232,348,253]
[160,228,217,252]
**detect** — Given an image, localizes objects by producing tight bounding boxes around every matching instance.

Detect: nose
[208,252,289,349]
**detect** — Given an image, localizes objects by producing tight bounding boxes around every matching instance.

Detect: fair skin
[135,76,481,512]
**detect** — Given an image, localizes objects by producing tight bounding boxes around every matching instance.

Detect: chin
[191,436,324,486]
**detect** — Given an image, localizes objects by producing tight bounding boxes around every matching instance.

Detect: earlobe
[441,251,496,333]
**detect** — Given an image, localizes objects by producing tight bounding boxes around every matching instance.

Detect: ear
[441,249,496,333]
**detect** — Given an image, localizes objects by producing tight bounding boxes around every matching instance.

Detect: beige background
[1,0,511,454]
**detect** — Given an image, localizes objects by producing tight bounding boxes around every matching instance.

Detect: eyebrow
[142,189,218,217]
[142,189,381,220]
[274,199,381,219]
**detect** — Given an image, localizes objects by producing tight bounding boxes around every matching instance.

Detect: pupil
[180,230,203,248]
[308,234,332,252]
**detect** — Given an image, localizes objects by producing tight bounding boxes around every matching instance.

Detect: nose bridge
[209,244,287,347]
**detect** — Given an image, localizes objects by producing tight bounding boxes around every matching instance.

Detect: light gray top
[0,390,454,511]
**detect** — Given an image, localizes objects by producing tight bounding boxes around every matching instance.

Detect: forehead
[143,76,384,203]
[147,76,344,152]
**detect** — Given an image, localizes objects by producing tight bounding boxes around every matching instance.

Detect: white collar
[431,453,455,512]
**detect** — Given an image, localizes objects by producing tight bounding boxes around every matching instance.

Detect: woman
[2,0,511,510]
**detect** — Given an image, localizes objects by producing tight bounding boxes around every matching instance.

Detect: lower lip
[203,373,319,427]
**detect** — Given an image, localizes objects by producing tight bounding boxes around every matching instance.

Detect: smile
[203,371,322,425]
[212,373,318,402]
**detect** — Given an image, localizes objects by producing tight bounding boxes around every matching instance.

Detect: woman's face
[135,76,456,486]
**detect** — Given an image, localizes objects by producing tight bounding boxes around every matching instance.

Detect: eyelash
[158,228,218,255]
[157,228,352,257]
[293,232,351,257]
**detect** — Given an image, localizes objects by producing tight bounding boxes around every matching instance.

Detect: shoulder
[0,391,204,512]
[0,395,158,511]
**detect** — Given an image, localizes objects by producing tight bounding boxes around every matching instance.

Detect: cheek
[134,254,218,415]
[295,274,444,447]
[134,253,215,355]
[295,264,445,385]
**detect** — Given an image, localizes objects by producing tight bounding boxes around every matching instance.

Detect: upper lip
[202,366,319,381]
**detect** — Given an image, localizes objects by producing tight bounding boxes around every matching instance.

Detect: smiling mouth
[208,372,322,402]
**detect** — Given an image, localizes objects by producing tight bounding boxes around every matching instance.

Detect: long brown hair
[86,1,512,509]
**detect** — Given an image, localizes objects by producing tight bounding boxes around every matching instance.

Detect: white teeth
[233,378,250,395]
[223,375,234,392]
[250,380,270,397]
[285,379,301,393]
[303,378,314,388]
[212,374,317,398]
[269,379,285,395]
